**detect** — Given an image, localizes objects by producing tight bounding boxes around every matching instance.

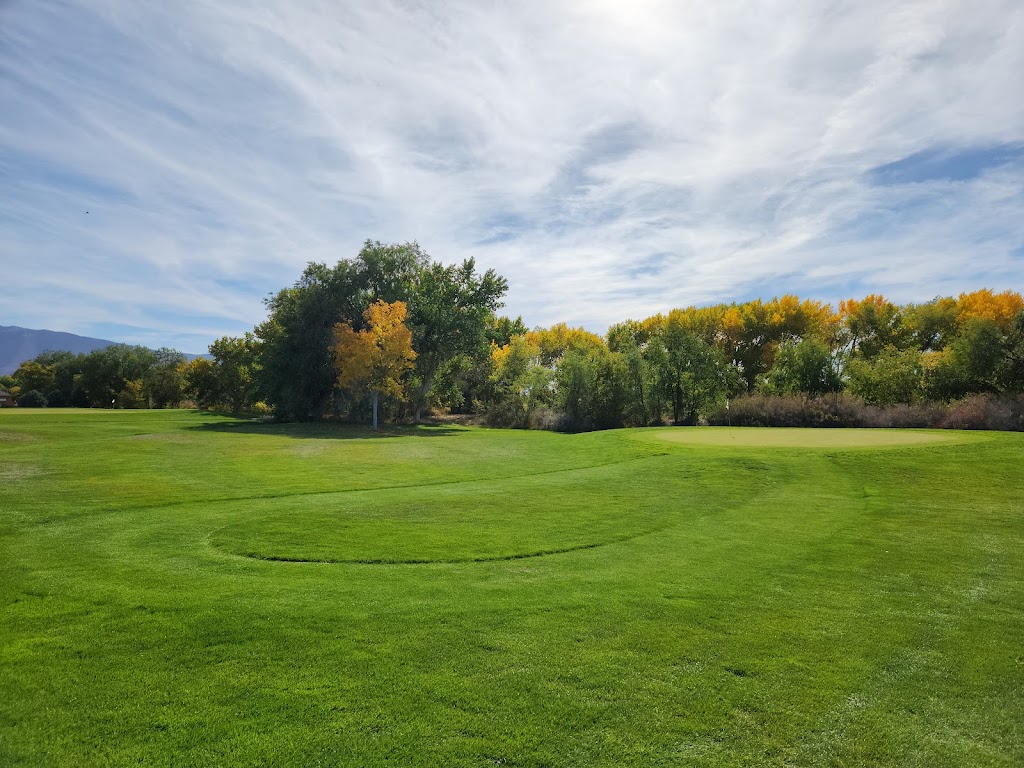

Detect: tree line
[3,240,1022,430]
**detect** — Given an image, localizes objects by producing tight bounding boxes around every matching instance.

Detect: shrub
[707,394,864,428]
[860,402,946,429]
[707,394,945,429]
[18,390,48,408]
[940,394,1024,431]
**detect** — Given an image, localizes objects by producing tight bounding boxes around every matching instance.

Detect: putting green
[638,427,975,448]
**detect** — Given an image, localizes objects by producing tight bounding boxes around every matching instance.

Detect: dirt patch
[0,465,44,482]
[288,444,327,457]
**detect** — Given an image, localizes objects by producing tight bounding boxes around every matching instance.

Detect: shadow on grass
[185,418,465,440]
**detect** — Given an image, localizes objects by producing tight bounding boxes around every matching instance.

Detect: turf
[641,426,972,448]
[1,410,1022,767]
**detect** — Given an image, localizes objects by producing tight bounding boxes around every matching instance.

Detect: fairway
[2,411,1023,767]
[641,426,974,448]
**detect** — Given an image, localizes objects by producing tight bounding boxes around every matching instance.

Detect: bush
[707,394,864,427]
[18,390,48,408]
[707,394,944,429]
[45,389,68,407]
[939,394,1024,431]
[861,402,945,429]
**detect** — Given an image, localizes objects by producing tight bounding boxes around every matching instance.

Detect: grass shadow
[185,419,466,440]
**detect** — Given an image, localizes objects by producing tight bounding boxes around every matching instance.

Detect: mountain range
[0,326,204,375]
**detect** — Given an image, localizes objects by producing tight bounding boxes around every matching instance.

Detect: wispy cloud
[2,0,1022,350]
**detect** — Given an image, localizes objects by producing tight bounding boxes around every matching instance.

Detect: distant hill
[0,326,205,375]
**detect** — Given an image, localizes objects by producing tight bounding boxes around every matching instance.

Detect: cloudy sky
[2,0,1023,352]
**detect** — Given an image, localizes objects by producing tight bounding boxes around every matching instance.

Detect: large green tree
[257,260,366,420]
[406,258,507,421]
[760,338,841,397]
[846,345,923,405]
[209,335,261,412]
[659,320,738,425]
[257,241,506,421]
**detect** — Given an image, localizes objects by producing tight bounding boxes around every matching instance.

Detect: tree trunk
[372,391,379,430]
[414,369,436,424]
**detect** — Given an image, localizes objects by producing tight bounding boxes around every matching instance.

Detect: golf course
[2,409,1022,767]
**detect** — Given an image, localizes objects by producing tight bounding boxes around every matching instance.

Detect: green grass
[1,410,1022,767]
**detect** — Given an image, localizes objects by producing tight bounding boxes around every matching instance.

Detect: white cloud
[1,0,1022,349]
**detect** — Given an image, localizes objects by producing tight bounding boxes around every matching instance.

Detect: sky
[2,0,1023,353]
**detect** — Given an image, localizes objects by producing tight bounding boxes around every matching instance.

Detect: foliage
[846,345,924,405]
[760,338,841,397]
[486,335,553,428]
[12,360,56,395]
[183,358,220,409]
[657,319,738,425]
[144,349,187,408]
[904,297,958,351]
[4,347,194,410]
[838,294,908,358]
[333,300,417,429]
[208,335,261,412]
[256,259,366,420]
[405,258,507,419]
[256,241,507,421]
[555,346,627,431]
[16,389,48,408]
[956,289,1024,330]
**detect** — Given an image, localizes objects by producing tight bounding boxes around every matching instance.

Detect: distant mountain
[0,326,205,375]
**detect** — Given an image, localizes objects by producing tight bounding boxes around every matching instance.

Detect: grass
[641,426,972,448]
[1,409,1022,767]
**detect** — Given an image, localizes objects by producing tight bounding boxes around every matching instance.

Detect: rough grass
[1,410,1022,767]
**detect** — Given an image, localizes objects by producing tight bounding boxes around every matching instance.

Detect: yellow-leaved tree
[332,300,416,429]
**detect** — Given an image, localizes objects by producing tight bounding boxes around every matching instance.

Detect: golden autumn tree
[956,289,1024,331]
[332,300,416,429]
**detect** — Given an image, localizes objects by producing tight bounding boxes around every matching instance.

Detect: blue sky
[2,0,1023,353]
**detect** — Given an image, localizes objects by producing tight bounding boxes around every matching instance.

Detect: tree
[257,260,366,420]
[12,360,56,395]
[760,338,841,397]
[17,390,48,408]
[1002,311,1024,392]
[607,321,652,425]
[904,297,958,351]
[956,289,1024,331]
[332,301,416,429]
[952,318,1007,394]
[209,335,261,412]
[143,349,187,408]
[555,346,627,430]
[77,345,157,408]
[488,335,553,428]
[430,316,529,415]
[839,294,909,358]
[257,241,508,420]
[183,358,221,408]
[406,258,507,421]
[659,318,738,425]
[846,345,923,405]
[526,323,605,367]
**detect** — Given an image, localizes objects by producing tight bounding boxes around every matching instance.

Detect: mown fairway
[2,411,1022,767]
